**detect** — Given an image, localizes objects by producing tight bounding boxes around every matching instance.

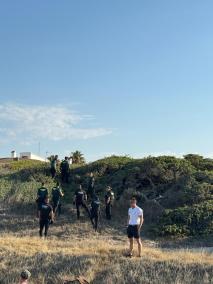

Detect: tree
[70,151,86,165]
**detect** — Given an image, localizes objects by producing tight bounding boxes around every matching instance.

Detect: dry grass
[0,235,212,265]
[0,206,212,284]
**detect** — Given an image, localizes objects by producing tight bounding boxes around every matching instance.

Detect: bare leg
[136,238,142,257]
[129,238,134,255]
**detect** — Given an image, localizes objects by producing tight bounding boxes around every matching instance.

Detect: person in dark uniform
[51,182,64,216]
[90,195,101,231]
[74,185,91,219]
[87,172,95,199]
[38,196,54,238]
[105,186,115,220]
[50,155,58,178]
[36,182,48,215]
[60,157,70,183]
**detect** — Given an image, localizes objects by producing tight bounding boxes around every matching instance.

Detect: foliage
[157,200,213,236]
[70,150,86,165]
[0,154,213,237]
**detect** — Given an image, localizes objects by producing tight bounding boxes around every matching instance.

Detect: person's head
[56,182,60,187]
[79,184,82,191]
[55,155,58,159]
[90,172,94,177]
[65,156,68,160]
[130,197,137,208]
[41,182,45,187]
[20,270,31,283]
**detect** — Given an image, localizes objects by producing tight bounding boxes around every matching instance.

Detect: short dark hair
[41,182,45,186]
[131,197,137,202]
[56,182,60,187]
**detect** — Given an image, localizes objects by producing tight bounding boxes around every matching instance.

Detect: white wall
[20,152,45,162]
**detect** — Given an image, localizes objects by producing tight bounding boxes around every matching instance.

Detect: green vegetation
[0,154,213,238]
[70,150,86,165]
[0,155,212,283]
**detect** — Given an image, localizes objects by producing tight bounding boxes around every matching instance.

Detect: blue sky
[0,1,213,161]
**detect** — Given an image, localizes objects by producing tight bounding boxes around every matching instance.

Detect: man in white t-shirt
[127,197,144,257]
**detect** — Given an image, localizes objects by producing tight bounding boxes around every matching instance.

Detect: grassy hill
[0,155,212,283]
[1,155,212,237]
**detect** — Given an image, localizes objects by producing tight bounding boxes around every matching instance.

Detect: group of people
[36,182,64,237]
[36,176,115,236]
[36,156,144,258]
[50,155,70,182]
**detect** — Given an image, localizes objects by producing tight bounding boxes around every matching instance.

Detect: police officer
[51,182,64,216]
[60,157,70,183]
[74,184,91,219]
[50,155,58,178]
[38,196,54,238]
[90,195,101,231]
[36,182,48,215]
[87,172,95,199]
[105,186,114,220]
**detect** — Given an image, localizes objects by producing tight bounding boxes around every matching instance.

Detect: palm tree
[70,151,86,165]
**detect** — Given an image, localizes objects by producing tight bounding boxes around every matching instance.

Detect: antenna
[38,142,41,156]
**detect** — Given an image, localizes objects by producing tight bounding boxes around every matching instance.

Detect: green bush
[1,155,213,238]
[157,200,213,236]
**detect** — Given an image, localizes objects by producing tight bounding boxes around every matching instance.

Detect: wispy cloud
[0,103,112,144]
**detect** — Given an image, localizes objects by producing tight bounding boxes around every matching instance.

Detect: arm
[127,215,130,227]
[50,209,54,221]
[84,192,88,202]
[60,189,64,197]
[138,215,144,230]
[106,197,110,204]
[73,193,76,204]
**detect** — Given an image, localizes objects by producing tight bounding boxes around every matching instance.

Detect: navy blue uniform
[91,199,101,231]
[39,203,53,237]
[52,186,63,215]
[75,190,90,219]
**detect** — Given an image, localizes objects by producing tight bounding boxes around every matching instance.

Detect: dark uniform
[39,202,53,237]
[87,176,95,199]
[50,157,57,178]
[90,197,101,231]
[105,190,114,220]
[75,189,90,219]
[37,187,48,211]
[60,159,70,183]
[52,186,63,216]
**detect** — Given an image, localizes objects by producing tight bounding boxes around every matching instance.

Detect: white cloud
[0,103,112,144]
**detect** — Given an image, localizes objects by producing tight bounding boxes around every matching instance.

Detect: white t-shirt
[128,206,143,225]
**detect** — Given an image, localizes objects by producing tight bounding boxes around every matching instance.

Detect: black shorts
[127,225,140,239]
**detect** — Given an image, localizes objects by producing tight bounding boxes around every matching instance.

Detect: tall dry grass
[0,206,212,284]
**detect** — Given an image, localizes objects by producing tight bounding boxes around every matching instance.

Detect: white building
[11,150,17,158]
[20,152,46,162]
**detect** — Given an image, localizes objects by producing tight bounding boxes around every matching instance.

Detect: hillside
[0,155,212,283]
[1,155,212,238]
